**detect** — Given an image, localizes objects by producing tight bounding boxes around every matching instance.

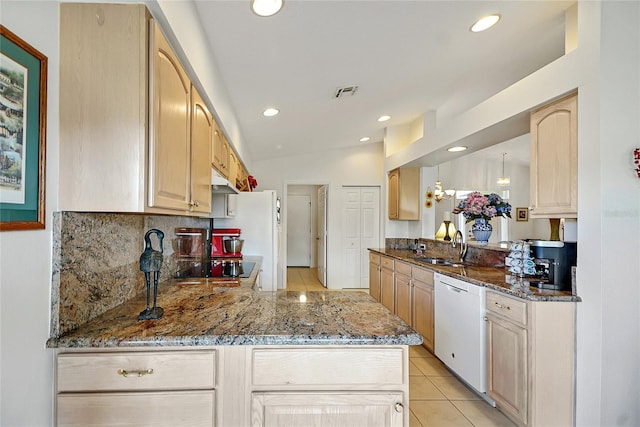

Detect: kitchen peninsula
[48,253,421,427]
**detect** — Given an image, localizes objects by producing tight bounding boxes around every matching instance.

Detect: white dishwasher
[434,272,487,394]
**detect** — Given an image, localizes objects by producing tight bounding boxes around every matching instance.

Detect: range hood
[211,168,239,194]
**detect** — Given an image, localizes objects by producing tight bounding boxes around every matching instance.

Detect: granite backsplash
[51,211,209,337]
[385,237,508,267]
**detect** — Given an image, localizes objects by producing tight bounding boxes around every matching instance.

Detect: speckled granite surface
[47,284,422,348]
[370,248,580,302]
[51,211,209,337]
[49,212,420,349]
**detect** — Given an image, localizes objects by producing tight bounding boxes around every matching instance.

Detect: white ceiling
[193,0,574,164]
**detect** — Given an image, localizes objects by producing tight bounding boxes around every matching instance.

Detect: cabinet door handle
[494,301,511,310]
[394,402,404,413]
[190,200,200,208]
[117,368,153,378]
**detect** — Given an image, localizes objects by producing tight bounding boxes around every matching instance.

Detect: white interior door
[317,186,328,286]
[341,188,361,288]
[341,187,380,289]
[287,195,311,267]
[359,187,380,288]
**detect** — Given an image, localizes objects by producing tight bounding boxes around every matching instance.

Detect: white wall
[578,2,640,424]
[251,143,384,289]
[0,2,59,425]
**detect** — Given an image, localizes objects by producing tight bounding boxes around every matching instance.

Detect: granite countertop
[370,248,580,302]
[47,256,421,348]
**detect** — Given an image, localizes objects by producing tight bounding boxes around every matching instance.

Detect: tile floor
[286,267,516,427]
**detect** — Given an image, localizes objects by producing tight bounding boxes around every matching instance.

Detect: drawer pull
[117,368,154,378]
[494,301,511,310]
[394,402,404,413]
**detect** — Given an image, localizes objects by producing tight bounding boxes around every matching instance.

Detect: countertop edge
[47,333,423,349]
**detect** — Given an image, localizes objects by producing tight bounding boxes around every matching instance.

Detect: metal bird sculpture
[138,229,165,320]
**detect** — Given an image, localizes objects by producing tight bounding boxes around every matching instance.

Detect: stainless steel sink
[418,257,453,265]
[417,257,465,268]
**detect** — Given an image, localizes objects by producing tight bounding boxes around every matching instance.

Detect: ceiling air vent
[334,85,359,99]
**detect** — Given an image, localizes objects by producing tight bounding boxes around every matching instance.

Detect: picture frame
[0,25,47,231]
[516,207,529,222]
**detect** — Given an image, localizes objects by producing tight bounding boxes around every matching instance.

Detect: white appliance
[434,273,488,395]
[215,190,280,291]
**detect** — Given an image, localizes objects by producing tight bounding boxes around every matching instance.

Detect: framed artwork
[0,25,47,231]
[516,207,529,222]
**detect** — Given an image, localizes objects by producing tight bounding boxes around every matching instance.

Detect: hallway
[286,267,515,426]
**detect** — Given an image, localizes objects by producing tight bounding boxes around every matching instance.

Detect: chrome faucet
[452,230,468,263]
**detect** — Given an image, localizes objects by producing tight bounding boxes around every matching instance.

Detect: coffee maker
[529,240,577,291]
[210,228,243,259]
[172,227,207,278]
[209,228,247,278]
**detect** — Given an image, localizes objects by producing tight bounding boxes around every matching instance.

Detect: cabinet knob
[484,316,488,321]
[190,200,200,208]
[394,402,404,413]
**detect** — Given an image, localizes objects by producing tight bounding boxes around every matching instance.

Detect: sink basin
[417,257,465,268]
[418,257,453,265]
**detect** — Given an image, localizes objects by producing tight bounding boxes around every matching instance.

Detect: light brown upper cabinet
[388,168,420,220]
[228,150,239,189]
[529,92,578,218]
[212,124,230,179]
[189,87,213,214]
[148,21,192,212]
[59,3,216,215]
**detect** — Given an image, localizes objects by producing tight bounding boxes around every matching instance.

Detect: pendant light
[434,165,455,202]
[497,153,510,187]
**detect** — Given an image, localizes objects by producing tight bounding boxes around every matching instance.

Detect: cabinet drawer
[395,261,411,277]
[57,351,215,392]
[252,348,405,386]
[369,252,381,265]
[57,391,215,427]
[486,292,527,326]
[411,266,433,286]
[381,256,394,270]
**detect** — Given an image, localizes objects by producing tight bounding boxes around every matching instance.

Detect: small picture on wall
[516,207,529,222]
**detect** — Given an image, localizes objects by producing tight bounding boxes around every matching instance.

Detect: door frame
[282,181,331,289]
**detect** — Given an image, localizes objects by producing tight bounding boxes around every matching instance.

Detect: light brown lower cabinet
[368,253,434,352]
[485,291,575,427]
[251,392,404,427]
[410,266,434,352]
[369,253,382,302]
[380,256,395,313]
[55,346,410,427]
[394,261,412,326]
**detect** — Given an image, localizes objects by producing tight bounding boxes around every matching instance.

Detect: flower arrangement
[452,192,512,223]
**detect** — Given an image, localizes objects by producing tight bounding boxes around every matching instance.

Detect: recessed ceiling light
[377,115,391,122]
[471,14,501,32]
[447,146,467,152]
[359,137,371,142]
[251,0,284,17]
[263,108,279,117]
